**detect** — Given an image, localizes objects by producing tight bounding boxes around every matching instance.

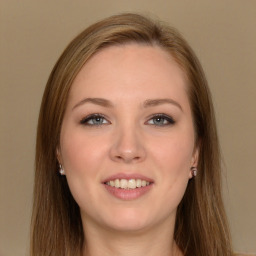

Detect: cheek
[60,129,107,174]
[157,141,191,194]
[161,141,192,200]
[140,133,193,220]
[59,132,105,209]
[59,127,111,201]
[150,133,194,175]
[150,131,194,196]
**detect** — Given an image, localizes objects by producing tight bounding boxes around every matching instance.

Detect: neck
[82,217,182,256]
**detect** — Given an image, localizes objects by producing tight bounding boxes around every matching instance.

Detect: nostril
[109,139,146,163]
[114,154,141,163]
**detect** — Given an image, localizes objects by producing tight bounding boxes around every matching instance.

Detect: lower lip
[103,184,153,200]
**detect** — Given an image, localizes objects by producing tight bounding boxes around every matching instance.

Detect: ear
[56,146,62,164]
[189,145,200,179]
[191,146,199,166]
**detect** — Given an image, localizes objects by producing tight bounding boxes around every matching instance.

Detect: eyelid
[80,113,110,125]
[79,113,175,126]
[146,113,175,126]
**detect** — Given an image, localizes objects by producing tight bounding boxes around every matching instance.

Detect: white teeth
[136,179,141,187]
[105,179,151,189]
[141,180,146,187]
[120,179,128,189]
[114,179,120,188]
[128,179,136,189]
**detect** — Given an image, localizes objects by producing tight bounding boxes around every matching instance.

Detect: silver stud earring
[191,167,197,177]
[59,164,65,175]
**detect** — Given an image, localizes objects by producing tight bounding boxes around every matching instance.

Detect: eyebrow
[72,98,114,110]
[72,97,182,111]
[143,98,183,111]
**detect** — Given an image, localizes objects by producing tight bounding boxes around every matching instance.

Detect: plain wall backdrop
[0,1,255,255]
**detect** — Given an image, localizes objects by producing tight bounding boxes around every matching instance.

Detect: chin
[100,208,155,233]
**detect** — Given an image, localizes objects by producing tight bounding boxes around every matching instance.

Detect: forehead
[75,43,185,79]
[68,43,189,105]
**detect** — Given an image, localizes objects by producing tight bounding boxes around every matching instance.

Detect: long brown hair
[31,13,233,256]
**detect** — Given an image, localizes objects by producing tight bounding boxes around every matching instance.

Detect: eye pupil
[80,114,109,126]
[154,117,164,125]
[93,117,102,124]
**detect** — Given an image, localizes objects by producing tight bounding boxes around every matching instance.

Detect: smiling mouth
[104,179,152,189]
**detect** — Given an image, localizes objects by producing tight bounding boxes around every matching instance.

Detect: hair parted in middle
[31,13,232,256]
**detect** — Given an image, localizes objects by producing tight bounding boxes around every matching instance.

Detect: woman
[31,13,233,256]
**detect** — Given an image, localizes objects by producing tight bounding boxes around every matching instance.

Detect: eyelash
[147,114,175,126]
[80,113,175,127]
[80,114,109,126]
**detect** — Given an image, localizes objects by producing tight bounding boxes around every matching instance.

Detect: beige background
[0,1,255,255]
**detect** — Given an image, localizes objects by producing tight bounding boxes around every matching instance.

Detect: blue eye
[147,114,175,126]
[80,114,109,126]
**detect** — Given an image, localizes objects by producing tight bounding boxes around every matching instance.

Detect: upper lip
[102,173,154,183]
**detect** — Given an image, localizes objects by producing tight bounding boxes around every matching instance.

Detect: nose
[109,124,146,164]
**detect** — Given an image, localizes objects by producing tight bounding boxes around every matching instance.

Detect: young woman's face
[59,44,198,233]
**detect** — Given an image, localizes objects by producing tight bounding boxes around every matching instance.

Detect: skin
[58,44,199,256]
